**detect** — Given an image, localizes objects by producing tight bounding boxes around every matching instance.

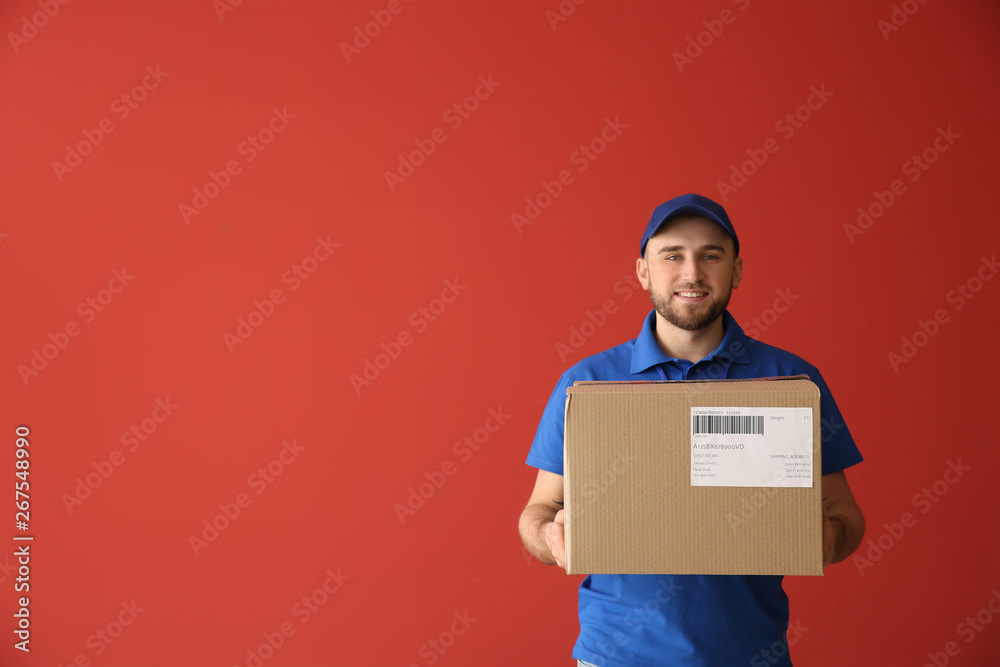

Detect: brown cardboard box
[563,376,822,576]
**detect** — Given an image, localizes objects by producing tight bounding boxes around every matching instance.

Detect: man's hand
[547,509,566,569]
[821,470,865,568]
[519,470,567,568]
[822,505,837,568]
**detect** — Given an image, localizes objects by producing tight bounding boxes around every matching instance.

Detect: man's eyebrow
[657,244,728,253]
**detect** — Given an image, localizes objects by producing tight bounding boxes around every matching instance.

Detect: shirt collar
[630,309,751,374]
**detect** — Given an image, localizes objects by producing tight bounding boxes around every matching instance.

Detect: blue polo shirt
[526,309,863,667]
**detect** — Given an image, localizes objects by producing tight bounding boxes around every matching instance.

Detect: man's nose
[679,259,704,283]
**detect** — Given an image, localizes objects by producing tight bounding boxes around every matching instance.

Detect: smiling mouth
[675,291,708,298]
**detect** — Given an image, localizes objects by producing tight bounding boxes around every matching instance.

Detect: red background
[2,0,999,665]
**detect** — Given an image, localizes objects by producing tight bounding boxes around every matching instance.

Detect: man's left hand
[822,505,837,568]
[820,471,865,568]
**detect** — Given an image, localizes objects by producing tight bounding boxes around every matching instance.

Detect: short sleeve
[808,365,864,475]
[525,372,574,475]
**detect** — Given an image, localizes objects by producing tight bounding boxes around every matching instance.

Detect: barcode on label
[692,415,764,435]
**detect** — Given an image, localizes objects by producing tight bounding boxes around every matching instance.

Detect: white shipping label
[690,407,813,487]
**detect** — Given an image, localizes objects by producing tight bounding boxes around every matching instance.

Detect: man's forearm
[519,502,558,565]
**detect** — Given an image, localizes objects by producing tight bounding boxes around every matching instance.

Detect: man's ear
[636,256,650,290]
[732,256,743,290]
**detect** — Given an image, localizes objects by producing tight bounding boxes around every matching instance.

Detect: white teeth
[678,292,705,298]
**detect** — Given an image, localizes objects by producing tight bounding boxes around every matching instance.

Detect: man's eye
[704,254,719,261]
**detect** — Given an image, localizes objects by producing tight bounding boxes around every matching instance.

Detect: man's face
[638,215,742,332]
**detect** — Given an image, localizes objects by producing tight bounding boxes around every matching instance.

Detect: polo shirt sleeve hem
[821,450,864,477]
[525,453,563,476]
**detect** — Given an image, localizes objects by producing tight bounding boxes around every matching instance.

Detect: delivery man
[518,193,865,666]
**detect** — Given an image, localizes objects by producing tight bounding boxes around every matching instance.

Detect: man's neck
[653,313,726,364]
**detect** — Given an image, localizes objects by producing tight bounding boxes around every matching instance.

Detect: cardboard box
[563,376,822,576]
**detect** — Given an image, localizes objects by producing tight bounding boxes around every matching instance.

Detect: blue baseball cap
[639,193,739,258]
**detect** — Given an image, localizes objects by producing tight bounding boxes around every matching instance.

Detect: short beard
[649,285,732,332]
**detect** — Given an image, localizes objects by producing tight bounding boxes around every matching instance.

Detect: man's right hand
[518,469,566,568]
[547,509,566,569]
